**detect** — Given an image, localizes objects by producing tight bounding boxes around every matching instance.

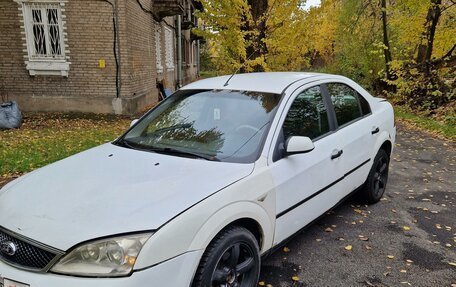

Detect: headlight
[51,233,152,277]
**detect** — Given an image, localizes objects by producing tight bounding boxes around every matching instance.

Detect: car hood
[0,144,253,251]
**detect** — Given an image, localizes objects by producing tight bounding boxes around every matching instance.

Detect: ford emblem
[0,241,17,256]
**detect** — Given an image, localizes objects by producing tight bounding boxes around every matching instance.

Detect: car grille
[0,227,59,271]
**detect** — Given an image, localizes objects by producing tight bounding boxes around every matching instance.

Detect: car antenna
[223,51,258,87]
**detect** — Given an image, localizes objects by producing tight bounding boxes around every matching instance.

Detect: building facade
[0,0,201,114]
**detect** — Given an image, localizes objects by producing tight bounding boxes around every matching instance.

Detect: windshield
[117,89,282,163]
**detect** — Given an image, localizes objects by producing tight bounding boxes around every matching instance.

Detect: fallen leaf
[344,245,353,251]
[403,226,411,231]
[387,255,395,259]
[292,276,300,281]
[283,247,290,253]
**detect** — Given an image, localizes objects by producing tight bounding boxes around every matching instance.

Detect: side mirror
[285,136,315,155]
[130,119,139,127]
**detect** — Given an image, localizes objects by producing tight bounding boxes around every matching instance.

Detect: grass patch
[394,106,455,141]
[0,113,130,177]
[199,70,220,79]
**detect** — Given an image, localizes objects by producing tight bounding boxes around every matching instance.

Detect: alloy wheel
[211,242,257,287]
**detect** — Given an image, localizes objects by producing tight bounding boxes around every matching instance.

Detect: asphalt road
[260,123,456,287]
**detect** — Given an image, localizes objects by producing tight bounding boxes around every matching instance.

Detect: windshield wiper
[115,140,218,161]
[115,138,137,149]
[149,146,220,161]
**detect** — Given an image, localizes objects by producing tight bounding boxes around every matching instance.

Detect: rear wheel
[192,226,260,287]
[361,149,390,204]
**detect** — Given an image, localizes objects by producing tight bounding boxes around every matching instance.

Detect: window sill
[26,61,70,77]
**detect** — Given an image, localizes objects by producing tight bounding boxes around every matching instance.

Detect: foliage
[306,0,455,111]
[195,0,306,74]
[199,42,215,73]
[197,0,455,115]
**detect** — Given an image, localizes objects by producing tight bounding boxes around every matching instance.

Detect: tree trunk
[416,0,442,75]
[242,0,268,72]
[380,0,393,81]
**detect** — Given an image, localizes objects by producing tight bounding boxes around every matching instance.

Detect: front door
[269,85,345,245]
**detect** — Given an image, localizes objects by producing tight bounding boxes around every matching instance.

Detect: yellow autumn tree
[195,0,308,74]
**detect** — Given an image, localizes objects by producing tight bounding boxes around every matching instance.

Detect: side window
[283,86,330,140]
[327,83,363,126]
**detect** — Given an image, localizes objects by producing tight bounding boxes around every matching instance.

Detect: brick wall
[0,0,118,113]
[122,0,159,112]
[0,0,198,114]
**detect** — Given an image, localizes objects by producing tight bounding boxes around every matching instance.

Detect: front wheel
[360,149,390,204]
[192,226,260,287]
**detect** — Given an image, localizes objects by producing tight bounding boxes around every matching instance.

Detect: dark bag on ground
[0,101,22,129]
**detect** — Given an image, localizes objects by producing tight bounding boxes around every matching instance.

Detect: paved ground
[260,123,456,287]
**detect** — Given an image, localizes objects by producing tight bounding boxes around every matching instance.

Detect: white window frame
[155,25,163,74]
[15,0,70,77]
[164,26,175,71]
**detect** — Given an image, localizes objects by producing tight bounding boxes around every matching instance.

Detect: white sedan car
[0,72,395,287]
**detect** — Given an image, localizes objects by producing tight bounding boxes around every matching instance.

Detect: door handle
[331,149,343,160]
[371,127,380,134]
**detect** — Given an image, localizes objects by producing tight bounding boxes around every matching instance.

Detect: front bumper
[0,250,203,287]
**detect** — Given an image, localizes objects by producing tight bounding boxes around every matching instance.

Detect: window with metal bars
[24,2,65,60]
[164,26,175,70]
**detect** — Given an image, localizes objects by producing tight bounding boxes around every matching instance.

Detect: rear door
[269,85,346,244]
[323,82,375,192]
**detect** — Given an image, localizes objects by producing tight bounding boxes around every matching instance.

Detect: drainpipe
[197,39,200,77]
[177,15,183,88]
[114,0,121,98]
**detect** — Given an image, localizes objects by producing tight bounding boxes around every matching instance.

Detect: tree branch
[430,43,456,68]
[441,2,456,13]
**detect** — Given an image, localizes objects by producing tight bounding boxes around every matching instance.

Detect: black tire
[360,149,390,204]
[192,226,260,287]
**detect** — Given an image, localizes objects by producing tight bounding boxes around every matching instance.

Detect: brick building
[0,0,202,114]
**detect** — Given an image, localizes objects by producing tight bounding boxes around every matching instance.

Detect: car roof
[181,72,334,94]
